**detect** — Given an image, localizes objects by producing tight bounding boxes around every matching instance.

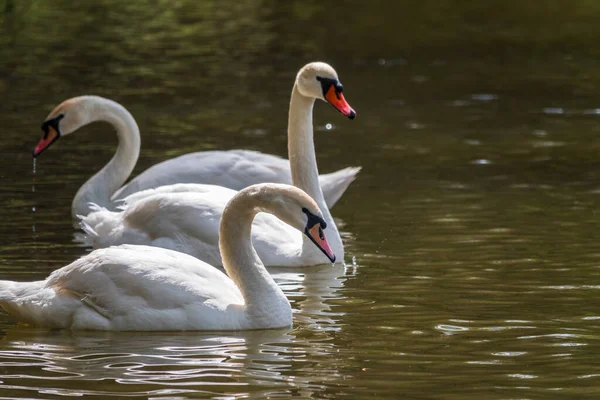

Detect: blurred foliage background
[2,0,600,101]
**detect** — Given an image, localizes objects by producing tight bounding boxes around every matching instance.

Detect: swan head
[250,184,336,263]
[296,62,356,119]
[33,96,99,157]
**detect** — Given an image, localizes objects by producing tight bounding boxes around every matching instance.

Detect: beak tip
[348,110,356,120]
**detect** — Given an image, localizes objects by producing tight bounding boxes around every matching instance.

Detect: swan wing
[83,183,308,266]
[44,245,243,330]
[113,150,291,200]
[119,183,233,208]
[123,187,234,245]
[97,186,237,265]
[119,187,305,266]
[112,150,358,208]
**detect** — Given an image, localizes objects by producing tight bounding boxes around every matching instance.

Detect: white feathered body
[81,184,326,267]
[0,245,290,331]
[112,150,359,210]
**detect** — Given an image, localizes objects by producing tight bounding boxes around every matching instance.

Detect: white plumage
[0,184,334,331]
[34,91,359,219]
[113,149,360,210]
[0,246,245,330]
[81,183,325,267]
[80,62,355,267]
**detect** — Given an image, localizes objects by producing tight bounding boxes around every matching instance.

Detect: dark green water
[2,1,600,398]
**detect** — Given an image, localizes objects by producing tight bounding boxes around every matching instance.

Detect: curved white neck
[71,100,140,218]
[219,193,290,327]
[288,85,343,260]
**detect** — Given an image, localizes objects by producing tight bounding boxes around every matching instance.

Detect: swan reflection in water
[0,262,354,397]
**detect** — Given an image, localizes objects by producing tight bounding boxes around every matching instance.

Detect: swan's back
[111,150,358,210]
[113,150,291,200]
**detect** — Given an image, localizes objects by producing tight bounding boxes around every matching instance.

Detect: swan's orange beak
[306,224,336,263]
[33,126,60,157]
[325,85,356,119]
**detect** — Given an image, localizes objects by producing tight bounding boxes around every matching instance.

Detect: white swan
[0,183,335,331]
[81,62,354,267]
[34,81,358,219]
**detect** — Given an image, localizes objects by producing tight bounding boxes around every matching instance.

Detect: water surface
[2,1,600,398]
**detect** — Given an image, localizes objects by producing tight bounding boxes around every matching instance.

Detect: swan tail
[0,280,74,328]
[79,205,127,248]
[319,166,361,209]
[79,205,152,249]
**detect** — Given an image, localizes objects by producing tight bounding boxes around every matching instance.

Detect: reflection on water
[0,329,339,398]
[0,265,353,398]
[3,0,600,398]
[0,329,333,398]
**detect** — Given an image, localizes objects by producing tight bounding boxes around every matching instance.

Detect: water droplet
[472,159,492,165]
[32,158,38,242]
[325,123,332,130]
[32,158,37,193]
